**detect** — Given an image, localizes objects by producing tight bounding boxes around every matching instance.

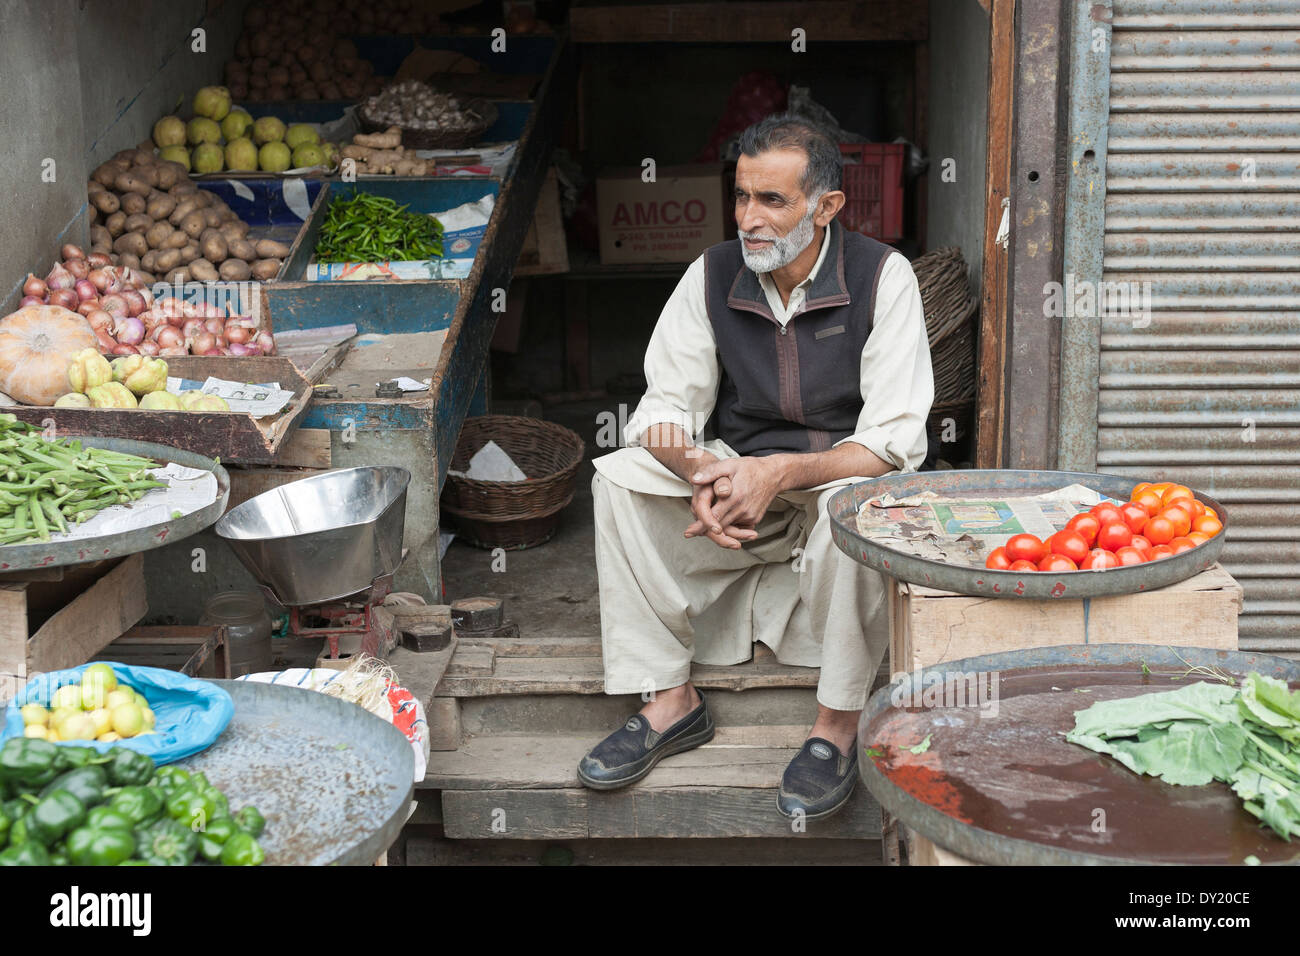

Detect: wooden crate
[889,563,1242,677]
[91,625,230,680]
[0,553,147,701]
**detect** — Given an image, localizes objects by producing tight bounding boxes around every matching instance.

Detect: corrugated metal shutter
[1099,0,1300,653]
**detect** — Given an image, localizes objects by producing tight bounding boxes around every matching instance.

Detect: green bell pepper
[0,802,10,844]
[234,806,266,838]
[54,745,105,771]
[151,767,191,793]
[166,787,217,830]
[220,831,265,866]
[0,738,59,789]
[40,765,107,806]
[134,818,197,866]
[8,814,30,847]
[205,788,230,820]
[50,847,70,866]
[106,748,155,787]
[198,816,238,858]
[86,806,135,831]
[109,785,164,826]
[28,789,86,845]
[0,841,51,866]
[66,825,136,866]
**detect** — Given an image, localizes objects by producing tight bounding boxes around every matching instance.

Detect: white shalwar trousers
[590,442,892,712]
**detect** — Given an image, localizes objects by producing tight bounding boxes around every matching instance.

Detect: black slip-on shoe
[577,690,715,791]
[776,737,859,821]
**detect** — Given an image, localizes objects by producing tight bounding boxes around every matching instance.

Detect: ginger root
[353,126,402,149]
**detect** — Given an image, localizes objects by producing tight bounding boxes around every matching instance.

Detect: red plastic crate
[838,143,905,242]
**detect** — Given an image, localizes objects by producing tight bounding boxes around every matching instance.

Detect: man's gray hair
[737,114,843,198]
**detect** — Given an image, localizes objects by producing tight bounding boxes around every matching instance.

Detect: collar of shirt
[755,224,833,327]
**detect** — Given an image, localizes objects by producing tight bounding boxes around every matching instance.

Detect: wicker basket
[441,416,585,550]
[358,97,498,151]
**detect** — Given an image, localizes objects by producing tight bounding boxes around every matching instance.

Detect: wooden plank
[226,466,329,511]
[457,636,603,658]
[425,696,462,752]
[0,585,29,697]
[975,0,1015,468]
[441,644,496,678]
[570,1,927,43]
[442,785,881,840]
[388,640,460,712]
[405,835,883,866]
[26,553,147,675]
[514,168,570,277]
[271,429,331,469]
[905,827,979,866]
[0,568,63,583]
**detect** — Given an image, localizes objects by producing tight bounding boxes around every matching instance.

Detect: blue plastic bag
[1,662,233,766]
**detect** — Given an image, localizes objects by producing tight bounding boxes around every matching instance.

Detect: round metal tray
[828,469,1226,599]
[0,437,229,572]
[176,679,414,866]
[860,644,1300,866]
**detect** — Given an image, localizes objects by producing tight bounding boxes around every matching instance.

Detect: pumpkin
[0,305,99,406]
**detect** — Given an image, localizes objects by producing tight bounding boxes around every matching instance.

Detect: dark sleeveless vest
[702,219,893,457]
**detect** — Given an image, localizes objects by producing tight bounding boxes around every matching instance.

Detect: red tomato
[1096,522,1133,552]
[1169,536,1197,554]
[1129,535,1153,560]
[985,547,1012,571]
[1149,544,1175,560]
[1120,503,1149,535]
[1144,515,1176,546]
[1161,505,1193,538]
[1193,515,1223,536]
[1008,559,1039,572]
[1133,490,1164,517]
[1005,533,1047,564]
[1038,553,1078,572]
[1114,546,1147,566]
[1080,548,1120,570]
[1050,530,1089,565]
[1090,503,1125,527]
[1186,531,1210,545]
[1065,513,1100,547]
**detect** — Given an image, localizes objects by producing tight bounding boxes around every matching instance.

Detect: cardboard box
[889,563,1243,677]
[597,163,728,264]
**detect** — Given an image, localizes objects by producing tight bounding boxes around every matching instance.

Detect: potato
[218,258,251,281]
[250,258,282,280]
[124,212,153,235]
[141,250,159,272]
[118,193,145,216]
[91,163,120,187]
[112,149,137,164]
[169,182,198,199]
[113,231,148,258]
[127,164,160,188]
[146,194,176,221]
[202,208,225,229]
[90,224,112,248]
[255,239,292,259]
[190,190,213,209]
[136,271,157,287]
[164,267,191,285]
[162,228,189,250]
[179,211,206,239]
[91,191,120,215]
[118,252,141,271]
[114,171,152,196]
[218,220,250,242]
[179,243,199,264]
[145,221,174,249]
[227,238,257,261]
[154,248,182,273]
[189,258,219,281]
[88,205,99,225]
[155,163,184,191]
[130,149,158,166]
[104,211,127,237]
[200,233,228,264]
[168,199,198,227]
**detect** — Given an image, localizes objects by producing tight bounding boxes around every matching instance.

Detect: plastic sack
[1,662,233,766]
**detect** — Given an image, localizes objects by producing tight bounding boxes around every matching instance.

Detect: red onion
[202,304,223,318]
[122,290,146,317]
[201,348,224,356]
[242,344,263,356]
[181,318,204,339]
[95,331,117,352]
[227,343,258,356]
[46,262,74,291]
[22,274,46,298]
[61,244,85,262]
[214,335,227,349]
[105,273,126,295]
[154,326,184,349]
[139,285,154,307]
[19,295,43,308]
[100,293,127,318]
[159,346,188,356]
[255,331,276,355]
[191,331,216,354]
[88,269,111,294]
[87,310,113,331]
[77,301,99,317]
[87,253,112,269]
[139,310,163,330]
[65,258,90,280]
[224,323,251,344]
[115,316,145,346]
[138,341,160,356]
[111,344,139,356]
[75,279,97,302]
[203,316,225,336]
[48,289,79,310]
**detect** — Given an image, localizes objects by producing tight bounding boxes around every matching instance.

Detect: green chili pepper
[28,789,86,844]
[220,831,265,866]
[66,824,136,866]
[233,805,266,838]
[106,748,155,787]
[0,841,51,866]
[109,785,164,826]
[0,738,60,789]
[134,818,198,866]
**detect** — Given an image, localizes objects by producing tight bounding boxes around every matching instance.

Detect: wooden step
[402,835,884,866]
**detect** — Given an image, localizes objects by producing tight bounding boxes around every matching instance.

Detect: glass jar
[200,591,273,677]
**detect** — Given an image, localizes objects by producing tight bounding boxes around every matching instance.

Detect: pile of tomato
[985,482,1223,573]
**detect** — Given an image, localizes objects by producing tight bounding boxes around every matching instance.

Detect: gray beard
[740,202,819,273]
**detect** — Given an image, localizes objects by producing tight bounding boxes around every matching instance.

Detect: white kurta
[591,227,934,711]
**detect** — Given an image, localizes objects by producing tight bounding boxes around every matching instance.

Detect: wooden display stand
[883,563,1243,866]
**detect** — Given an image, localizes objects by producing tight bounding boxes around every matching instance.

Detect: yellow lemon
[79,680,108,711]
[51,684,83,711]
[105,689,135,710]
[82,662,118,693]
[20,703,48,726]
[61,713,98,741]
[141,707,156,729]
[97,731,121,743]
[110,702,144,738]
[88,707,113,737]
[23,724,49,740]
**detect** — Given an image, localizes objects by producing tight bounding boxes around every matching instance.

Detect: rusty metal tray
[860,643,1300,866]
[829,469,1227,599]
[175,679,414,866]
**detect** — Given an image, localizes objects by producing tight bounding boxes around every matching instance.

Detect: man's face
[734,149,819,273]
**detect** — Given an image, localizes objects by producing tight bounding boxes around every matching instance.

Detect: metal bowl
[215,466,410,606]
[829,469,1227,599]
